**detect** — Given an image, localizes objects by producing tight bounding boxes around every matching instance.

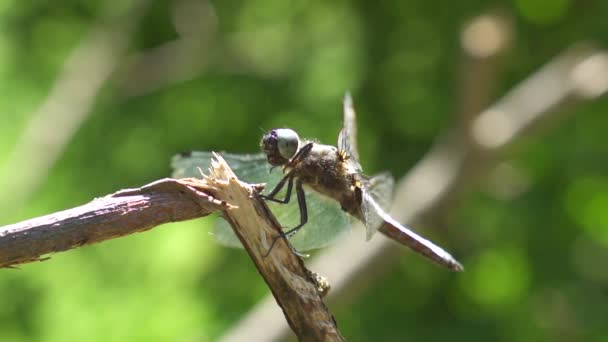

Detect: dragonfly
[172,93,462,271]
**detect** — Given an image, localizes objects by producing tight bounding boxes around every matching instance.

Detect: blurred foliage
[1,0,608,341]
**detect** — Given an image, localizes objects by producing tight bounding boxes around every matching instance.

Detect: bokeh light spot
[461,247,530,310]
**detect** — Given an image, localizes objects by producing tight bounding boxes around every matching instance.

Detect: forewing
[171,151,351,251]
[337,92,361,169]
[171,151,272,183]
[213,185,352,251]
[282,188,352,251]
[172,151,278,248]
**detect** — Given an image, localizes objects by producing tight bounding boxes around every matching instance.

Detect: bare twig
[0,178,230,268]
[471,44,608,150]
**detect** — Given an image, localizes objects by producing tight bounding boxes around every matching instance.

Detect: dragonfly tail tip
[451,260,464,272]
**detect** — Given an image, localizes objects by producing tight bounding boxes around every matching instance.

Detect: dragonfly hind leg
[263,179,310,258]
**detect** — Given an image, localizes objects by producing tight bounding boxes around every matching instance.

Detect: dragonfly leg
[283,179,308,238]
[260,173,294,203]
[264,179,309,258]
[288,142,314,165]
[262,144,314,257]
[260,142,312,203]
[260,143,313,203]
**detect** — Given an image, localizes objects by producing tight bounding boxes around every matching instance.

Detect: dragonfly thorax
[292,143,363,216]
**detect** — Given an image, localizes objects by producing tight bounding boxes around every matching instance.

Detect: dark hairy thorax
[292,142,364,218]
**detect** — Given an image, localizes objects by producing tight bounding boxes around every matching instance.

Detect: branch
[0,178,229,268]
[0,156,342,341]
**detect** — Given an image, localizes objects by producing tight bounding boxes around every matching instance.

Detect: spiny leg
[264,179,309,257]
[261,142,315,257]
[289,142,314,164]
[261,172,294,204]
[283,179,308,238]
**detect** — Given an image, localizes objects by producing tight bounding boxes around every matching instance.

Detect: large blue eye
[275,128,300,159]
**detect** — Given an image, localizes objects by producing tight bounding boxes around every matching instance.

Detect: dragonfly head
[261,128,300,166]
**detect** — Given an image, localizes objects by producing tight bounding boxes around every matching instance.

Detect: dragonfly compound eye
[275,128,300,160]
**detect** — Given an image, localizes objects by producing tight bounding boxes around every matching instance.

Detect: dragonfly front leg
[260,172,294,203]
[261,142,312,203]
[288,142,314,165]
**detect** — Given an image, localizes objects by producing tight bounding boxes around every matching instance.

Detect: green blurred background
[1,0,608,341]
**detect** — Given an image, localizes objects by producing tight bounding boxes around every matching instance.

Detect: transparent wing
[357,172,394,240]
[337,92,361,170]
[171,151,351,251]
[214,186,351,251]
[366,172,394,211]
[171,151,272,183]
[360,191,384,240]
